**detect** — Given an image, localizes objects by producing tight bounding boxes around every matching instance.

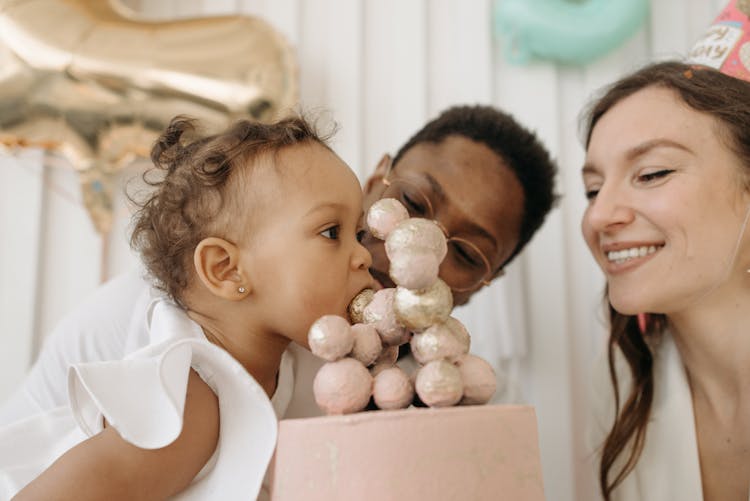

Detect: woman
[581,61,750,500]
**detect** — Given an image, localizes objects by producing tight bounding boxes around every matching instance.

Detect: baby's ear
[193,237,250,300]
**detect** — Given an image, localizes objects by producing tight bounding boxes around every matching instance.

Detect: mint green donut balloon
[495,0,649,64]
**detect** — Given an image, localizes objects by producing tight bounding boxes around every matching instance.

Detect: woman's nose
[584,185,635,232]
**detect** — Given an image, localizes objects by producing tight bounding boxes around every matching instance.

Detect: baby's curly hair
[130,114,330,306]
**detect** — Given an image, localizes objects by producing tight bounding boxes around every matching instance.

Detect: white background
[0,1,730,499]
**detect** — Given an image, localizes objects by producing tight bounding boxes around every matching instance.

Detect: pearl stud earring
[238,286,246,293]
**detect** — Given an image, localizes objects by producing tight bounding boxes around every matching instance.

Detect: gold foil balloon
[0,0,298,234]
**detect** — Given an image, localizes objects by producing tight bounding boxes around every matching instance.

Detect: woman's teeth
[607,245,659,264]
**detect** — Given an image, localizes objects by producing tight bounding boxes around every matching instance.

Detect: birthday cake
[269,405,545,501]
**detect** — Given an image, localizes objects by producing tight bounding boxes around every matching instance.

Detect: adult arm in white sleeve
[0,270,151,425]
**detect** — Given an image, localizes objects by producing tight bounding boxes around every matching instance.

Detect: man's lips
[369,268,394,290]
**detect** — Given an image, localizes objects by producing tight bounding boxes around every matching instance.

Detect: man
[0,104,557,423]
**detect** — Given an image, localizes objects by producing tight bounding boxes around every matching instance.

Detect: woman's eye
[356,229,367,242]
[638,169,674,183]
[584,188,599,200]
[320,226,340,240]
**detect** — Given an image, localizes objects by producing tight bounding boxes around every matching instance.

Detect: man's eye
[320,226,340,240]
[452,242,481,268]
[402,192,427,216]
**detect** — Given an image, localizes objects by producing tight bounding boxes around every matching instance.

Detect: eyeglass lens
[383,176,492,292]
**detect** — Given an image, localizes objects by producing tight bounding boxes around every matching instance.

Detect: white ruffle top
[0,299,294,500]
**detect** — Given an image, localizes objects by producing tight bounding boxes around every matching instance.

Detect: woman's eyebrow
[581,163,599,176]
[625,138,694,160]
[582,138,694,176]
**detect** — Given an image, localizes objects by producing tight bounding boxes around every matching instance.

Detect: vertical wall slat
[492,47,574,497]
[362,0,428,169]
[0,151,44,400]
[426,0,493,113]
[295,0,364,178]
[36,161,102,344]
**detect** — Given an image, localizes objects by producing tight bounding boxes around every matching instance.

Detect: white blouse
[589,332,704,500]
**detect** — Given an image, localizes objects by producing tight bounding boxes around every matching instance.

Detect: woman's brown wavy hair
[581,61,750,499]
[129,114,330,307]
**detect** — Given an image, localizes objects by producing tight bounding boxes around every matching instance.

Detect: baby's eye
[356,229,367,243]
[638,169,674,183]
[320,225,340,240]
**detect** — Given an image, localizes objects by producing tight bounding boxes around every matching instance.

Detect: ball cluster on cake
[310,198,498,414]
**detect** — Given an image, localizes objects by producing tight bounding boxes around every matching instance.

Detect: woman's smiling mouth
[606,244,662,264]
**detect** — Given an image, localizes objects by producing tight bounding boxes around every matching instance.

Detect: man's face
[362,135,525,306]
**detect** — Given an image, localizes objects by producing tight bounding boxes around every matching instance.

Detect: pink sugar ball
[415,359,463,408]
[456,354,497,405]
[369,361,394,377]
[389,252,440,291]
[445,317,471,350]
[373,344,399,366]
[363,288,410,346]
[373,366,414,410]
[313,358,373,415]
[410,321,469,365]
[308,315,354,362]
[385,218,447,263]
[350,323,383,366]
[369,347,400,377]
[367,198,409,240]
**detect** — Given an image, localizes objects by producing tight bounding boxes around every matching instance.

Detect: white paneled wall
[0,1,729,499]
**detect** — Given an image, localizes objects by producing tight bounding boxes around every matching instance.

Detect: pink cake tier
[270,404,545,501]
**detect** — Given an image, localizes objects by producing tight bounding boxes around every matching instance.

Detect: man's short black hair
[392,104,559,267]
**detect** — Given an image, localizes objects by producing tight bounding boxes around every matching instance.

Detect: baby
[2,115,374,500]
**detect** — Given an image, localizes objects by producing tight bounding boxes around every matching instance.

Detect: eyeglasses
[380,157,501,292]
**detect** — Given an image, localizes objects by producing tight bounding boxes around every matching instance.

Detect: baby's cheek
[299,285,345,323]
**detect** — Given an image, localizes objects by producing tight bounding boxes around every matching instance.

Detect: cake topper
[309,198,498,415]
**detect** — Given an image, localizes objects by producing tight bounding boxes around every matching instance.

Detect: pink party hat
[688,0,750,81]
